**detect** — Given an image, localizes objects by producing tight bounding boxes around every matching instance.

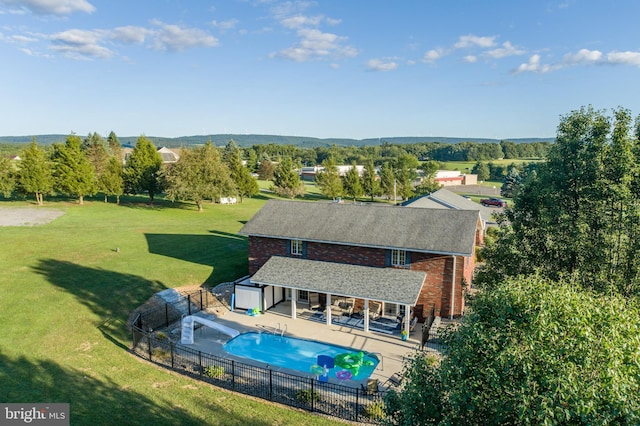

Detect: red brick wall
[306,241,387,266]
[248,236,468,318]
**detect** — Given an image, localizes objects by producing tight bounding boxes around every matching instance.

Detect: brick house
[237,199,480,333]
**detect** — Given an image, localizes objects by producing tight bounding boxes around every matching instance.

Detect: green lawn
[0,195,342,426]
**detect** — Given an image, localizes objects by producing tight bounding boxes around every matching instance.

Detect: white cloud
[484,41,524,59]
[606,51,640,67]
[562,48,602,65]
[150,20,218,52]
[111,26,149,44]
[366,58,397,71]
[8,34,38,43]
[454,34,496,49]
[513,54,556,74]
[212,18,239,32]
[422,48,445,63]
[463,55,477,63]
[514,48,640,74]
[49,29,113,59]
[0,0,95,15]
[273,27,357,62]
[280,14,322,29]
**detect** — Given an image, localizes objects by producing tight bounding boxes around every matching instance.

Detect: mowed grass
[0,195,343,426]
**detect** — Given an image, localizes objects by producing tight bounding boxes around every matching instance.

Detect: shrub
[363,401,386,420]
[151,348,170,361]
[203,365,225,379]
[295,389,320,404]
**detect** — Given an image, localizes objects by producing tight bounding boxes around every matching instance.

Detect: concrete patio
[179,301,445,389]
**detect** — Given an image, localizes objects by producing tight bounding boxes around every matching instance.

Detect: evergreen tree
[83,132,111,199]
[123,136,163,202]
[361,159,380,201]
[342,161,363,201]
[272,157,304,199]
[315,156,342,200]
[379,161,396,201]
[101,157,124,204]
[500,166,521,198]
[226,147,259,202]
[107,131,123,163]
[52,134,96,204]
[0,156,15,197]
[17,138,53,205]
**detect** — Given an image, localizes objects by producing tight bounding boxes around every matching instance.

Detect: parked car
[480,197,507,207]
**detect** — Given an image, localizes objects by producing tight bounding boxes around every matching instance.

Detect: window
[391,249,407,267]
[290,239,303,256]
[298,290,309,302]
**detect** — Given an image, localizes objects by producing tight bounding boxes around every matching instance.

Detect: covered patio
[235,256,426,336]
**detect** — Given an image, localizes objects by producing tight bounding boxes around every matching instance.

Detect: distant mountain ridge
[0,134,554,147]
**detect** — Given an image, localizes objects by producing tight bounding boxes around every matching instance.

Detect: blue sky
[1,0,640,140]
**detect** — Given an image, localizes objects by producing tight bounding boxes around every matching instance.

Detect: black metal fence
[134,288,228,332]
[131,328,389,424]
[129,291,446,423]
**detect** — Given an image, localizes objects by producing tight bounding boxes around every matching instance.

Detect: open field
[0,196,343,425]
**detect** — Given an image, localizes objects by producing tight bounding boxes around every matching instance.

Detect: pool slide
[181,315,240,344]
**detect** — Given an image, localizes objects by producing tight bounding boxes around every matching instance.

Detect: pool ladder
[274,322,287,337]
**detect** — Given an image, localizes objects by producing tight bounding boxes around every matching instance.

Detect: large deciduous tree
[52,134,96,204]
[17,139,53,205]
[123,136,163,202]
[477,106,640,298]
[385,276,640,425]
[163,143,234,211]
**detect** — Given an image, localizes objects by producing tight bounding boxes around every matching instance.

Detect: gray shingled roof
[239,199,478,256]
[251,256,426,305]
[404,188,494,224]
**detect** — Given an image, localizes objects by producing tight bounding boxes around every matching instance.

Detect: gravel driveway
[0,207,65,226]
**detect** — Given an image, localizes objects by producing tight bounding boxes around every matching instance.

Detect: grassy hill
[0,195,342,426]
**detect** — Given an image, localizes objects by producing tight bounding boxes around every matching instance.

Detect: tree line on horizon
[0,133,261,210]
[0,133,545,207]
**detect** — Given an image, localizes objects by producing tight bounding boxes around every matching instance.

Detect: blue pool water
[223,332,379,381]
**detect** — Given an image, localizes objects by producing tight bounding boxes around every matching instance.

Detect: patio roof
[249,256,426,306]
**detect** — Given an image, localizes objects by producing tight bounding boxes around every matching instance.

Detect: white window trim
[291,239,303,256]
[391,249,407,267]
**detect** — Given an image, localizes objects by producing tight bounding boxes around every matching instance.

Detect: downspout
[450,256,456,320]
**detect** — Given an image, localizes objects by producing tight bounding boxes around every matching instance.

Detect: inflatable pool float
[246,308,260,316]
[334,351,374,375]
[335,370,352,380]
[310,364,325,376]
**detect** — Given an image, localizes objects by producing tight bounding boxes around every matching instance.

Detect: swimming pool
[223,332,379,381]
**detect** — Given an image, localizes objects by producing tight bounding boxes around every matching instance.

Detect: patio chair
[383,373,402,388]
[409,316,418,332]
[360,378,380,395]
[309,292,321,310]
[369,301,382,320]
